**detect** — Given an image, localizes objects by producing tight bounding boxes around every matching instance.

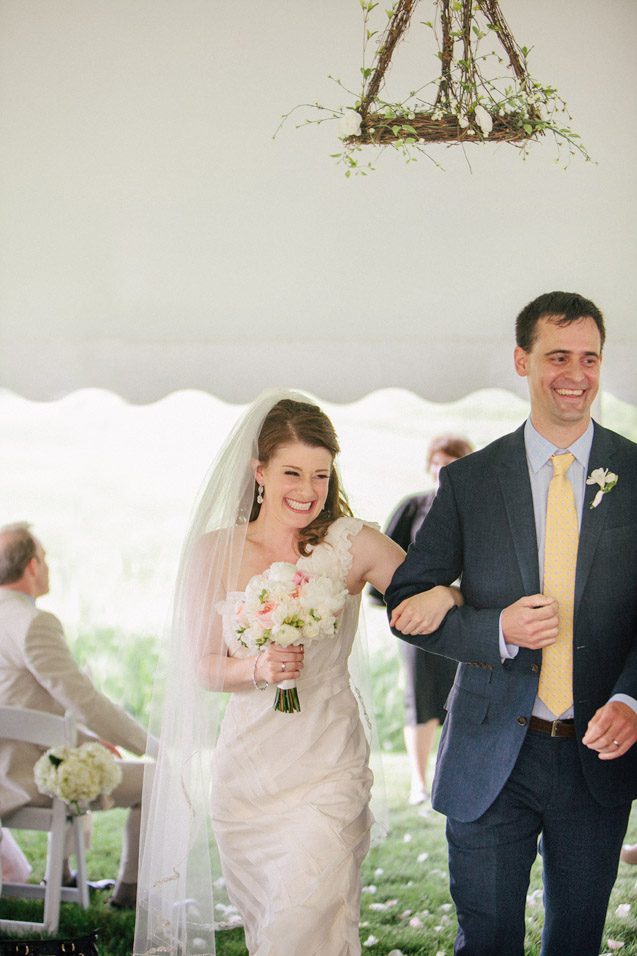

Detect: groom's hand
[501,594,559,649]
[582,701,637,760]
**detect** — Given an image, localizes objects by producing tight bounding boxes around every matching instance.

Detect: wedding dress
[134,390,384,956]
[213,516,373,956]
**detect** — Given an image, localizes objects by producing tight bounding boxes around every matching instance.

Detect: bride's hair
[250,398,353,553]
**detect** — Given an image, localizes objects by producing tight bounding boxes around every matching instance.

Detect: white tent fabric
[0,0,635,404]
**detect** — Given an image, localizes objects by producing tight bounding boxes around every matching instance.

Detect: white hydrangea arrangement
[34,741,122,815]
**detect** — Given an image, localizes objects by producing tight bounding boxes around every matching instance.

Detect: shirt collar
[524,418,594,474]
[0,587,36,605]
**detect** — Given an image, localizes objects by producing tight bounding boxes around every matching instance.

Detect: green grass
[2,754,636,955]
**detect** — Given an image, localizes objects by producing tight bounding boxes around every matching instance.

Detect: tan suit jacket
[0,589,147,815]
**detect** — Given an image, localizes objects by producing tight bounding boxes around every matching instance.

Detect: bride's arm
[349,525,463,634]
[188,533,304,693]
[389,586,463,635]
[198,643,304,693]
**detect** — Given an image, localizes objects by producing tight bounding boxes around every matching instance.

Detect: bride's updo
[251,398,353,553]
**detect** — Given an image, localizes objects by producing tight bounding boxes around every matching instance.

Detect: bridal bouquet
[235,562,348,713]
[34,741,122,815]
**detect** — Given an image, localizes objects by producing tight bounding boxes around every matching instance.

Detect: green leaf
[523,123,533,135]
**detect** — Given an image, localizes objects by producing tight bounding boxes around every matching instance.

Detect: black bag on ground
[0,930,99,955]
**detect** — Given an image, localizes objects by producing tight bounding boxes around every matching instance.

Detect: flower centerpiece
[34,741,122,815]
[234,562,348,713]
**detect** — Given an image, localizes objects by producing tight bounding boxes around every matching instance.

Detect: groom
[385,291,637,956]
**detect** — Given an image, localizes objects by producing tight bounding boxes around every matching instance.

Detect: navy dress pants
[445,729,631,956]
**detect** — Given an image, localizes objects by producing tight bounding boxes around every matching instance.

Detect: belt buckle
[550,719,561,737]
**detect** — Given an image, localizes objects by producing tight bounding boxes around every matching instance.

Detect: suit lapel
[575,423,616,613]
[496,426,540,594]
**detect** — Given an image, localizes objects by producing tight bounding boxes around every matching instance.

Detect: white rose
[475,104,493,137]
[302,618,320,640]
[586,467,608,487]
[267,562,297,585]
[339,110,362,137]
[274,623,301,647]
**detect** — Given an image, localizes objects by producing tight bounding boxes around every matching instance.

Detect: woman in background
[371,434,473,806]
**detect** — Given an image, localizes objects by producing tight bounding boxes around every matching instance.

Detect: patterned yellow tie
[537,452,578,715]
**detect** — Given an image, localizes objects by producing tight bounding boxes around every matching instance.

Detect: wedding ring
[613,739,620,748]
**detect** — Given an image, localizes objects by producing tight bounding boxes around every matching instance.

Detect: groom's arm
[385,467,505,667]
[386,466,558,668]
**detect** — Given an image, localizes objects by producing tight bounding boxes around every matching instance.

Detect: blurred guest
[371,435,473,805]
[0,522,149,908]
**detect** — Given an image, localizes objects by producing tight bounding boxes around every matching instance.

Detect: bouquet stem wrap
[274,678,301,713]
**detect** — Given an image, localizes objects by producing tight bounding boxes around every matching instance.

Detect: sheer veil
[133,388,386,956]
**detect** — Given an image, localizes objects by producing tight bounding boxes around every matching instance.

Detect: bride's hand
[255,642,304,684]
[390,585,462,636]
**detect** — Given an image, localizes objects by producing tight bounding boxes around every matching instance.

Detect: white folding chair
[0,706,90,934]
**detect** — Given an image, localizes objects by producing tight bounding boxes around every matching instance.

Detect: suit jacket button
[531,664,539,674]
[516,716,528,726]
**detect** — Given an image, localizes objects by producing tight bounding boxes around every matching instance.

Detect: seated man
[0,522,149,908]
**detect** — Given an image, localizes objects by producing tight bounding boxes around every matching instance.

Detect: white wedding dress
[212,516,373,956]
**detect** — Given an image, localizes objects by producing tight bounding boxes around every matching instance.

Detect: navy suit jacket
[385,421,637,822]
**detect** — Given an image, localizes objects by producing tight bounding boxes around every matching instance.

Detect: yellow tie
[537,452,578,716]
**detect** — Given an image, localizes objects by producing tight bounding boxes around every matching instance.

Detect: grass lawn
[1,753,636,955]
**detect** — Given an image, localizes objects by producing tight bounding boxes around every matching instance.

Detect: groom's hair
[515,291,606,353]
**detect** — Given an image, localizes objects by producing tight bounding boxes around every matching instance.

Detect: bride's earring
[257,484,264,504]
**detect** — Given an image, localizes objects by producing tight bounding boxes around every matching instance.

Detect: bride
[134,390,461,956]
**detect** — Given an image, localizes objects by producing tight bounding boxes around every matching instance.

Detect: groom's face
[514,314,602,437]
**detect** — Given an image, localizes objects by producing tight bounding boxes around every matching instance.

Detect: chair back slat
[0,705,77,748]
[0,706,88,933]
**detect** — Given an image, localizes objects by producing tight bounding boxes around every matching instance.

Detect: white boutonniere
[586,467,618,509]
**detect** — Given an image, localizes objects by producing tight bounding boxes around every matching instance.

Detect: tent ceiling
[0,335,634,405]
[1,1,635,405]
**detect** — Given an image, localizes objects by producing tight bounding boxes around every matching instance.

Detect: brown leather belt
[528,716,576,738]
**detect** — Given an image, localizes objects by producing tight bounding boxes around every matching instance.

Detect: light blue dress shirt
[499,418,637,720]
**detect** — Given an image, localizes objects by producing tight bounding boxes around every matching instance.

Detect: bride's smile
[256,440,332,527]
